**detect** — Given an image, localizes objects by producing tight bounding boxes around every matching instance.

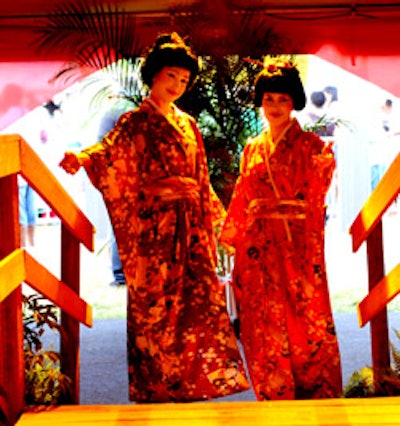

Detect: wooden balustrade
[0,134,95,426]
[16,397,400,426]
[350,152,400,379]
[2,133,400,425]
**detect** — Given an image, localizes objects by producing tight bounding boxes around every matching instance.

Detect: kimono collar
[267,118,295,146]
[143,98,187,139]
[265,118,295,155]
[266,118,304,151]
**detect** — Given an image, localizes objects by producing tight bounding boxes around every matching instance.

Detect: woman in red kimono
[59,33,249,402]
[221,57,342,400]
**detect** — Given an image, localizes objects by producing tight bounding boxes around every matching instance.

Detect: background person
[96,96,135,286]
[368,98,400,192]
[304,90,335,138]
[0,83,37,248]
[19,181,36,247]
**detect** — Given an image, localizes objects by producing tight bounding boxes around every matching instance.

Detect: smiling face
[261,92,294,128]
[150,66,191,105]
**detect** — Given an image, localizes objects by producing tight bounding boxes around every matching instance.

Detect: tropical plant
[177,55,263,206]
[34,0,144,87]
[33,0,289,206]
[23,293,72,405]
[169,0,290,59]
[82,58,144,109]
[344,329,400,397]
[303,114,352,135]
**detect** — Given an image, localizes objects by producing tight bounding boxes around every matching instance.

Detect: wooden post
[60,224,81,404]
[0,175,25,425]
[366,220,391,382]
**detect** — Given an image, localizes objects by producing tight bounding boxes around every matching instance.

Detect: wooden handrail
[358,264,400,328]
[0,249,92,327]
[350,153,400,252]
[0,134,94,251]
[0,134,95,426]
[349,151,400,381]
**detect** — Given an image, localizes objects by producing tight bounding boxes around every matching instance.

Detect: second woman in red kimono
[221,57,342,400]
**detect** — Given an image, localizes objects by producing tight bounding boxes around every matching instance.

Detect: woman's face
[261,92,293,127]
[151,66,191,103]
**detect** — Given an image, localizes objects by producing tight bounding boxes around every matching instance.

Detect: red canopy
[0,0,399,121]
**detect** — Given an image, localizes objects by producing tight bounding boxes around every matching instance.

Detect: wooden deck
[17,398,400,425]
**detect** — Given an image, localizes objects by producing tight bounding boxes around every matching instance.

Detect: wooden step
[17,397,400,425]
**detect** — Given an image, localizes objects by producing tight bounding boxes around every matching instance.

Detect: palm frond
[391,329,400,373]
[34,0,143,84]
[177,54,262,207]
[82,58,144,109]
[170,1,289,59]
[303,114,352,134]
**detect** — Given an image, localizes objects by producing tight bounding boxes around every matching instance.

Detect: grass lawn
[82,278,400,321]
[32,218,400,321]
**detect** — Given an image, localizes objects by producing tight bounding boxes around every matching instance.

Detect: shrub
[23,293,72,405]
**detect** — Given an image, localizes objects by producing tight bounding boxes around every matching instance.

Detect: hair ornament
[141,32,199,89]
[243,57,264,68]
[170,32,181,43]
[263,57,295,75]
[251,56,306,110]
[161,32,189,49]
[244,56,296,77]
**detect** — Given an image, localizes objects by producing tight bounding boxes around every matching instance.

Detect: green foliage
[344,329,400,397]
[343,367,375,397]
[303,114,352,134]
[82,57,144,110]
[23,294,72,405]
[171,5,291,59]
[178,55,263,207]
[34,0,143,86]
[24,349,72,406]
[68,52,265,209]
[23,294,59,352]
[33,1,301,209]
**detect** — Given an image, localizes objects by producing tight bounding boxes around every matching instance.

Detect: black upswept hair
[254,65,306,111]
[141,32,199,89]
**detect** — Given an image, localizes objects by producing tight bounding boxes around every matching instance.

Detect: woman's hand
[59,152,90,175]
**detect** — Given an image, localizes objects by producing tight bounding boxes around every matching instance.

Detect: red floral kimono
[221,119,342,400]
[82,99,249,402]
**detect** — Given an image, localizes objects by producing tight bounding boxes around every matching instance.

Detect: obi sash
[247,198,308,220]
[141,176,200,201]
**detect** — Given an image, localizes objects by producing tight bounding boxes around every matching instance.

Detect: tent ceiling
[0,0,400,112]
[2,1,400,60]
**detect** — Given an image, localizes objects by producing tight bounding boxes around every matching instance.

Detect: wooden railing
[0,134,95,426]
[349,152,400,380]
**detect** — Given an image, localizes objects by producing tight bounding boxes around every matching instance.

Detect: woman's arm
[59,151,92,175]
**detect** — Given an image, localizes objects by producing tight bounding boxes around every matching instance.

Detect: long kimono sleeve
[81,113,139,206]
[190,119,225,260]
[189,118,226,230]
[209,184,227,228]
[81,139,111,191]
[220,143,251,254]
[190,120,225,226]
[307,138,336,206]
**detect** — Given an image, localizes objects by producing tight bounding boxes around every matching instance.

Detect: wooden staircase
[0,135,94,426]
[2,135,400,425]
[17,398,400,425]
[350,152,400,376]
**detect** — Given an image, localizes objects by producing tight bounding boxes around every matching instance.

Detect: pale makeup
[261,92,293,135]
[149,66,191,115]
